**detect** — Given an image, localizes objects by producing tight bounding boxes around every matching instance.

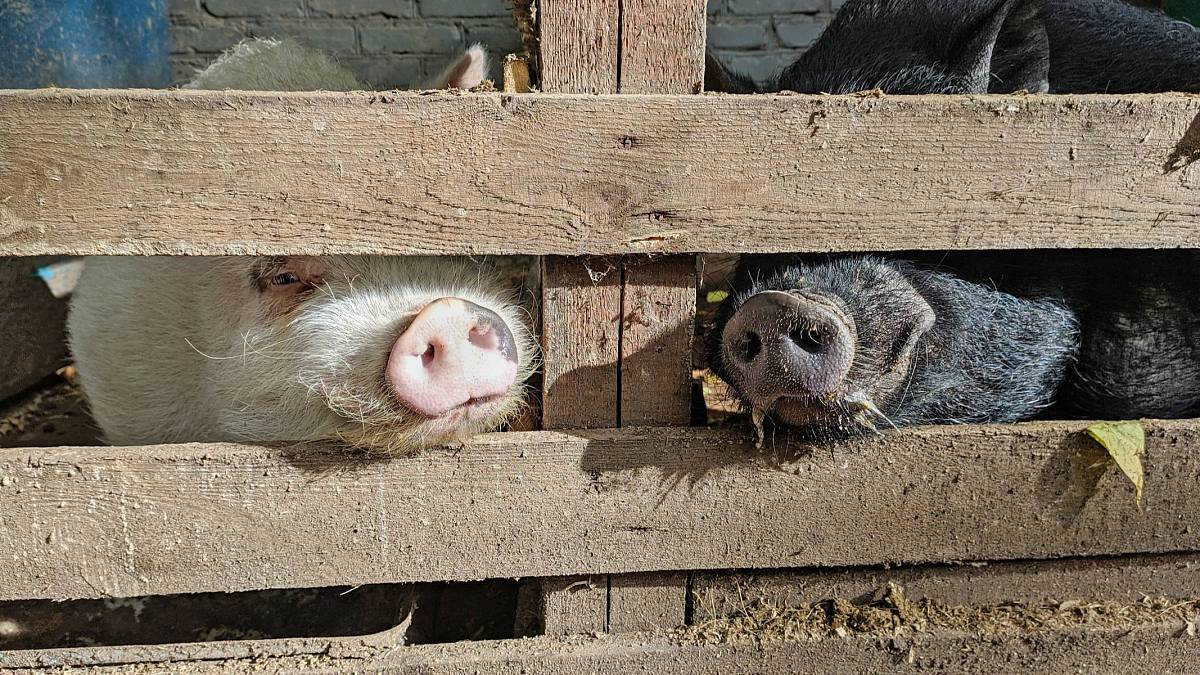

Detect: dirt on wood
[680,582,1200,646]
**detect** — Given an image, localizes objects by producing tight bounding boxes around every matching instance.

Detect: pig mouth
[767,390,895,437]
[413,393,513,426]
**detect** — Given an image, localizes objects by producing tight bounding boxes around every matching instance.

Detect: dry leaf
[1085,421,1146,509]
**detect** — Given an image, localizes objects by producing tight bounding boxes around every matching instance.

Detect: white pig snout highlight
[386,297,520,418]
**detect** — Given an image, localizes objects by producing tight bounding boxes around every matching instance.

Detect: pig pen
[3,1,1200,671]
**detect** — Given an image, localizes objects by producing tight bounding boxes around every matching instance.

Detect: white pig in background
[68,40,536,454]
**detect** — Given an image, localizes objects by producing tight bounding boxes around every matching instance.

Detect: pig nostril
[738,331,762,363]
[789,326,827,354]
[468,324,498,351]
[421,344,435,367]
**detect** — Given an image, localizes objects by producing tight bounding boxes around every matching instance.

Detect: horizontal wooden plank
[2,90,1200,256]
[3,621,1198,673]
[2,421,1198,601]
[693,552,1200,624]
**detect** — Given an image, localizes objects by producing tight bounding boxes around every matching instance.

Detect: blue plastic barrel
[0,0,171,88]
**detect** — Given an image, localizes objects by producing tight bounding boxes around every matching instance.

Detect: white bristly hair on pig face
[68,256,537,455]
[207,256,538,453]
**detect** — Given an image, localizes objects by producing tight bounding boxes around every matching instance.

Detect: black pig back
[1046,0,1200,93]
[915,250,1200,419]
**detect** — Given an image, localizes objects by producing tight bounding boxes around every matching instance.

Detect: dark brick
[248,22,359,54]
[722,50,798,82]
[361,23,462,53]
[170,25,243,53]
[708,0,726,14]
[774,16,828,47]
[343,56,424,88]
[169,0,198,16]
[202,0,305,17]
[463,22,524,56]
[419,0,510,18]
[309,0,414,18]
[706,22,769,49]
[727,0,823,13]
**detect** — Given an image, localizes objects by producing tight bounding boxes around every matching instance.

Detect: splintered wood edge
[1,421,1198,601]
[2,90,1200,256]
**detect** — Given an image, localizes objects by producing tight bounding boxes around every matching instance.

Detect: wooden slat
[608,571,687,633]
[538,576,608,636]
[3,91,1200,256]
[692,552,1200,623]
[538,0,619,94]
[2,421,1199,602]
[540,256,621,429]
[3,621,1198,672]
[619,256,696,426]
[619,0,707,94]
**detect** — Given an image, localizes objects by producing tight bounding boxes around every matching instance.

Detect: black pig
[704,0,1200,437]
[707,0,1200,95]
[709,255,1078,439]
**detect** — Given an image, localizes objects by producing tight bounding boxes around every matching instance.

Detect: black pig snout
[722,290,855,407]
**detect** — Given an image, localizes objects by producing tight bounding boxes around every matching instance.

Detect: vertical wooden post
[605,0,706,632]
[540,256,622,430]
[620,255,697,427]
[531,0,707,636]
[538,0,621,95]
[531,0,627,633]
[618,0,708,94]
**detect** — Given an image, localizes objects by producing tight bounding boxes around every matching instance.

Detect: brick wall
[707,0,838,86]
[168,0,527,87]
[169,0,835,88]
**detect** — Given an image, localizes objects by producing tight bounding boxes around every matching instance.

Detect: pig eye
[272,272,301,286]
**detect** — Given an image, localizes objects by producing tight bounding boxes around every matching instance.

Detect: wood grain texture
[538,0,619,94]
[620,256,696,426]
[2,420,1199,602]
[0,258,68,401]
[619,0,707,94]
[3,91,1200,256]
[692,552,1200,623]
[608,572,688,632]
[538,576,608,636]
[540,256,621,429]
[3,621,1198,673]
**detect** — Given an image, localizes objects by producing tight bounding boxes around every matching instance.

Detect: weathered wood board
[3,91,1200,256]
[3,621,1198,673]
[692,552,1200,623]
[539,256,622,429]
[538,0,619,94]
[619,256,696,427]
[2,421,1198,602]
[619,0,707,94]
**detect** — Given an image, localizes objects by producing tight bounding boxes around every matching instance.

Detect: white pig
[68,40,536,454]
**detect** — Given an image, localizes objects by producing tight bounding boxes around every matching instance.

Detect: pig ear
[430,44,490,89]
[950,0,1049,93]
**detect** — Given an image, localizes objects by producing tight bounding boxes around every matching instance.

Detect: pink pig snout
[386,298,520,418]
